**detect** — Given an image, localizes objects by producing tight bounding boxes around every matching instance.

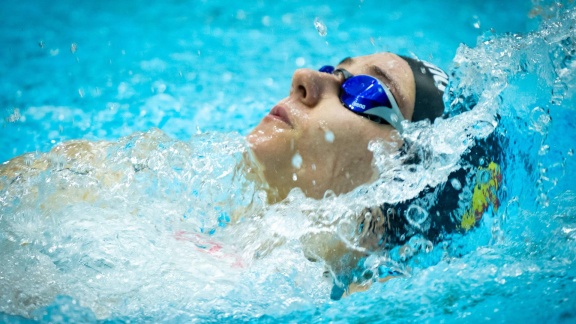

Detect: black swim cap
[399,56,449,123]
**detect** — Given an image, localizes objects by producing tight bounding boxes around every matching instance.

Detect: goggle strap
[364,83,405,132]
[362,107,404,132]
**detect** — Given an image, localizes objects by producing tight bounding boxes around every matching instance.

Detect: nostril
[298,85,307,99]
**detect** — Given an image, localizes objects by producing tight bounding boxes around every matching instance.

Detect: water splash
[2,4,576,323]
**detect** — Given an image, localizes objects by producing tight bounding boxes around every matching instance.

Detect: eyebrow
[337,57,395,90]
[369,65,405,109]
[338,57,353,65]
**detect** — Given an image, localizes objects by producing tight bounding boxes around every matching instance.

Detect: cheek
[247,126,295,167]
[332,124,385,165]
[296,120,373,169]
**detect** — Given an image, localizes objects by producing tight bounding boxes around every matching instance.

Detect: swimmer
[246,52,501,298]
[0,52,501,299]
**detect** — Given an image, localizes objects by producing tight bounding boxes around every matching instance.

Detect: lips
[268,105,292,126]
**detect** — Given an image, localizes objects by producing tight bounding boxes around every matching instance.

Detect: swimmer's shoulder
[0,140,112,183]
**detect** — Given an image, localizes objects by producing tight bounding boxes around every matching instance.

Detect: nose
[290,68,337,108]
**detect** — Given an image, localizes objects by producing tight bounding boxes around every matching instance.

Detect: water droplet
[539,145,550,156]
[400,245,413,261]
[24,154,33,166]
[538,193,549,207]
[324,130,335,143]
[530,107,551,134]
[261,16,271,26]
[450,178,462,190]
[471,15,481,29]
[365,212,372,222]
[314,18,327,37]
[6,108,21,123]
[282,14,292,25]
[291,152,303,169]
[386,208,394,217]
[424,240,433,253]
[295,57,306,67]
[70,43,77,54]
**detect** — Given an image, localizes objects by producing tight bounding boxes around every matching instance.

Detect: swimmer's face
[247,52,416,201]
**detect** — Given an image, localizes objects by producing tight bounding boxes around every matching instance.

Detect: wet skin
[247,52,416,202]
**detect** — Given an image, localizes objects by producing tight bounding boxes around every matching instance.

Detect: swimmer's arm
[342,275,397,298]
[0,140,111,185]
[300,230,367,276]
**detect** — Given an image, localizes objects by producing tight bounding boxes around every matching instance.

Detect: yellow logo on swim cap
[461,161,502,230]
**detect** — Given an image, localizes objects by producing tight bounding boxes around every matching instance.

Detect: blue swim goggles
[319,65,405,132]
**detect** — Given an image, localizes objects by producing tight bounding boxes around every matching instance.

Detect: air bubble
[291,153,303,169]
[424,240,433,253]
[408,236,422,250]
[70,43,77,54]
[479,170,491,184]
[405,204,429,227]
[314,18,327,37]
[400,245,413,261]
[451,178,462,190]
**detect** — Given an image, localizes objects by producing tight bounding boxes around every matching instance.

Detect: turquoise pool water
[1,0,576,322]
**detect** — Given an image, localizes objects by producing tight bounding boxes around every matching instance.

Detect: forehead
[338,53,410,76]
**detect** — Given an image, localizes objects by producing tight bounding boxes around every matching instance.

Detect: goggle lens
[319,65,405,131]
[340,75,393,113]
